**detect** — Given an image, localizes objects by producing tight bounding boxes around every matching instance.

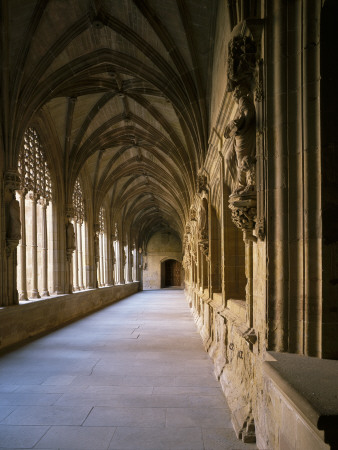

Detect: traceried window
[72,178,86,291]
[17,127,53,300]
[97,207,108,286]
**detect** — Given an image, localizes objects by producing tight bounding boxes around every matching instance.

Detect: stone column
[66,217,76,294]
[137,247,142,282]
[77,221,84,289]
[109,236,116,285]
[3,171,22,306]
[95,231,100,288]
[73,220,79,291]
[119,242,126,284]
[18,189,28,300]
[115,241,120,284]
[40,198,49,297]
[228,195,257,340]
[29,192,40,299]
[103,232,109,286]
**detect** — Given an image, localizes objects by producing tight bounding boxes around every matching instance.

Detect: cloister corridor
[0,290,255,450]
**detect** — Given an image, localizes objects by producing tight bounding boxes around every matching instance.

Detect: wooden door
[165,260,181,286]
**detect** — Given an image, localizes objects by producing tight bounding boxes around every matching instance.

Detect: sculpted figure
[111,241,116,265]
[7,197,21,241]
[66,221,76,251]
[94,233,100,259]
[224,84,256,195]
[199,199,208,241]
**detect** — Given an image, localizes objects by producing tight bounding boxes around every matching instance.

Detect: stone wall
[0,282,139,351]
[183,1,338,449]
[143,231,182,290]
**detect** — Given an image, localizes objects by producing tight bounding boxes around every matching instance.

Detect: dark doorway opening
[161,259,182,288]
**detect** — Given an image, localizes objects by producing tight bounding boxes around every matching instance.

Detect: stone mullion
[99,232,103,286]
[102,232,106,286]
[127,244,132,283]
[40,199,49,297]
[133,248,136,282]
[119,242,125,284]
[103,232,108,286]
[97,232,102,287]
[116,241,120,284]
[135,248,139,282]
[77,221,84,290]
[29,193,40,299]
[129,246,133,283]
[18,190,28,300]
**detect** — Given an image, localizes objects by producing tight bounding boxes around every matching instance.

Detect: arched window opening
[72,178,86,291]
[17,127,53,300]
[98,207,107,286]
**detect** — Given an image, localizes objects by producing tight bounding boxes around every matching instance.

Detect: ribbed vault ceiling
[5,0,217,245]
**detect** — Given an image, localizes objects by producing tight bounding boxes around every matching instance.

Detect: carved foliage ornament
[72,178,85,223]
[228,197,256,231]
[190,206,197,222]
[227,35,257,92]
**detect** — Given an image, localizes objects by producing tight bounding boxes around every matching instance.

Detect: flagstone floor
[0,289,256,450]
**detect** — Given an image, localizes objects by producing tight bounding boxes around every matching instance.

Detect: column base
[19,292,29,301]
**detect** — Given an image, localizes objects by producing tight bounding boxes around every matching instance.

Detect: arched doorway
[161,259,182,288]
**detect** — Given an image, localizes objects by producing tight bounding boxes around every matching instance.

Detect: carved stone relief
[196,174,208,194]
[228,196,257,232]
[227,35,257,93]
[224,85,256,198]
[5,171,22,254]
[190,206,197,222]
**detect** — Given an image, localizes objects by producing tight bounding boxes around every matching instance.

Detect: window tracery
[18,127,52,201]
[72,179,85,224]
[98,207,108,286]
[72,178,86,291]
[17,127,53,300]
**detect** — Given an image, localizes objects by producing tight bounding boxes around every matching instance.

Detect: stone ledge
[263,351,338,446]
[218,303,257,346]
[0,283,140,351]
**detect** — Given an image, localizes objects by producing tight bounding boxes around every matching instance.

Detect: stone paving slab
[0,290,256,449]
[35,425,116,449]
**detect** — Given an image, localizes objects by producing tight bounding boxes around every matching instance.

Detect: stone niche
[143,231,183,290]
